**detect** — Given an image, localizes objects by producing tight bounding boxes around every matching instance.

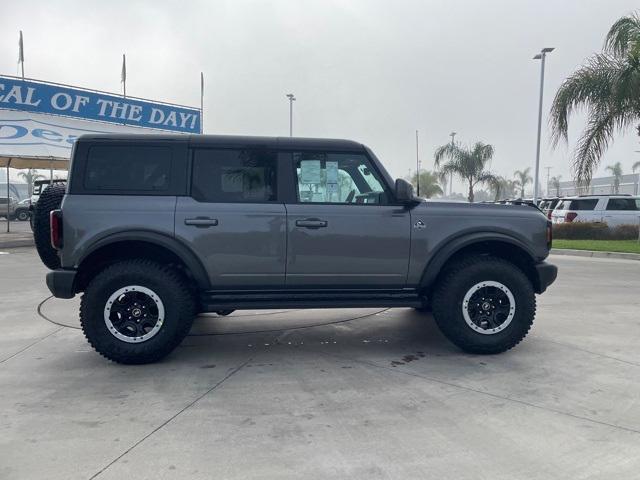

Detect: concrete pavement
[1,250,640,479]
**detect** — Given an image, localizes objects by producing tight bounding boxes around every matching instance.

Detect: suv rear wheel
[431,255,535,354]
[80,260,196,364]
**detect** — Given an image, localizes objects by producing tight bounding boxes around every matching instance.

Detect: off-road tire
[80,260,196,364]
[431,255,535,354]
[33,184,66,269]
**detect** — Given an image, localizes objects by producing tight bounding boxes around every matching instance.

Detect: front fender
[419,231,537,290]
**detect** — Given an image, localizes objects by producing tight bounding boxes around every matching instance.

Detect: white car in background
[551,195,640,227]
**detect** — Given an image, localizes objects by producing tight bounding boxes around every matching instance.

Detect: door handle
[296,218,328,229]
[184,217,218,227]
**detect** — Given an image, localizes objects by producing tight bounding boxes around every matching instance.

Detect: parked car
[0,196,18,220]
[0,196,30,221]
[538,197,562,219]
[36,133,557,364]
[551,195,640,226]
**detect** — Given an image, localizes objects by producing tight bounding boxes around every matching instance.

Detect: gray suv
[41,134,557,364]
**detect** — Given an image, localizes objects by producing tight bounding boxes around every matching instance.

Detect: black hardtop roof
[75,133,366,151]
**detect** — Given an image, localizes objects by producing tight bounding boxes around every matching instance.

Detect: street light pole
[286,93,296,137]
[449,132,456,196]
[533,47,554,204]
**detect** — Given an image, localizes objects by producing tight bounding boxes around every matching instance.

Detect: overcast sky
[1,0,639,193]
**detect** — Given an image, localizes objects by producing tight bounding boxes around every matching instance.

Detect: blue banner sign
[0,76,201,134]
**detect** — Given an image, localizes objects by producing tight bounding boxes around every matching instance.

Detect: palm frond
[604,13,640,57]
[549,54,620,146]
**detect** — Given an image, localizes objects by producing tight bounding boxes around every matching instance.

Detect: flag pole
[18,31,25,79]
[121,54,126,98]
[200,72,204,134]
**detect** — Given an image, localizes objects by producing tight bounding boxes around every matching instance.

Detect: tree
[434,141,498,202]
[550,12,640,187]
[488,176,516,201]
[17,169,45,196]
[605,162,623,193]
[550,175,562,197]
[513,167,533,198]
[410,170,443,198]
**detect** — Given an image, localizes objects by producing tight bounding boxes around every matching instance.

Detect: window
[557,199,598,210]
[606,198,639,211]
[84,146,171,192]
[191,149,278,203]
[294,152,388,204]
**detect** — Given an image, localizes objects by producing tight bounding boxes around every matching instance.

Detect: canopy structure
[0,110,167,232]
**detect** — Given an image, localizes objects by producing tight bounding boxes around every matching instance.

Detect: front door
[285,151,411,289]
[174,148,286,289]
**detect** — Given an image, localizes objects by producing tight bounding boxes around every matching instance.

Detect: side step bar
[200,290,424,311]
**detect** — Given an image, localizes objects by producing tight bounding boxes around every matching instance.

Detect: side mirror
[395,178,417,204]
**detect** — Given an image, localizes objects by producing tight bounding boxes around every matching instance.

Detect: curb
[0,236,35,250]
[551,248,640,261]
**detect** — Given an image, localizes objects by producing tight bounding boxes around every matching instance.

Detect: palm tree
[488,176,514,201]
[513,168,533,198]
[550,12,640,186]
[434,141,497,202]
[17,169,45,196]
[605,162,623,193]
[410,170,443,198]
[550,175,562,197]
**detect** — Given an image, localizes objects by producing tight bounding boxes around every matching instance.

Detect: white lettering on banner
[0,85,42,107]
[128,105,142,121]
[163,111,177,127]
[96,99,111,117]
[149,108,164,124]
[73,96,89,113]
[24,88,41,107]
[51,92,73,110]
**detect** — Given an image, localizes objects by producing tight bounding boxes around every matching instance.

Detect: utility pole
[533,47,555,204]
[415,130,421,197]
[286,93,296,137]
[449,132,457,196]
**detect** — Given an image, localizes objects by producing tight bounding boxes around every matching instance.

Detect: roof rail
[577,193,631,197]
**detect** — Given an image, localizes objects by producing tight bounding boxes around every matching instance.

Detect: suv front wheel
[431,255,535,354]
[80,260,196,364]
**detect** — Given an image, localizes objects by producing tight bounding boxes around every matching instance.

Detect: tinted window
[606,198,639,211]
[557,199,598,210]
[191,149,278,203]
[294,152,388,204]
[85,146,171,191]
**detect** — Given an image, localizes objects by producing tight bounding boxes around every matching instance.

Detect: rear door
[603,197,640,226]
[284,150,411,289]
[174,148,287,289]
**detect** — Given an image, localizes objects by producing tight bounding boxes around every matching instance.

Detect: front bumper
[46,269,77,299]
[534,261,558,294]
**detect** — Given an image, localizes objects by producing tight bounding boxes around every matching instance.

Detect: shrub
[553,222,639,240]
[611,224,640,240]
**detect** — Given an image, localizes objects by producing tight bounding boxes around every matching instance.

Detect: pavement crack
[315,349,640,437]
[88,357,252,479]
[0,327,64,364]
[537,337,640,368]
